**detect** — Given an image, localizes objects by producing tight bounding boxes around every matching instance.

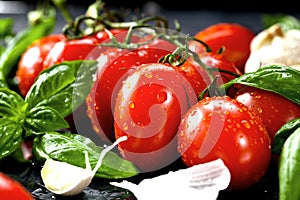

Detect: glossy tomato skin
[234,86,300,144]
[194,23,255,72]
[42,36,99,69]
[43,29,129,69]
[86,46,174,143]
[114,63,198,172]
[177,96,271,190]
[16,34,66,96]
[0,172,34,200]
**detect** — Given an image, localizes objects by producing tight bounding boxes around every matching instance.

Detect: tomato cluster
[80,26,272,190]
[15,20,300,192]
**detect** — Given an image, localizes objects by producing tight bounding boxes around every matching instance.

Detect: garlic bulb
[245,24,300,73]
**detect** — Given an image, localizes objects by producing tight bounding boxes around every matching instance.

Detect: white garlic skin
[245,24,300,73]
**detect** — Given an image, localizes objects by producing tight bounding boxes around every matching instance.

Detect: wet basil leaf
[278,127,300,200]
[0,88,26,119]
[24,106,69,134]
[223,65,300,105]
[26,60,98,117]
[0,118,23,160]
[33,132,139,179]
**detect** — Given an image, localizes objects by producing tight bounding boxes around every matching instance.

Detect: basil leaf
[278,127,300,200]
[0,18,13,38]
[71,59,99,109]
[33,132,139,179]
[0,118,23,160]
[0,88,26,120]
[24,106,69,135]
[223,65,300,105]
[272,118,300,154]
[262,14,300,32]
[25,63,75,114]
[0,16,55,87]
[26,60,98,117]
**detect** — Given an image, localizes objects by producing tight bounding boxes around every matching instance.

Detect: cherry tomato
[0,172,33,200]
[177,96,271,190]
[16,34,66,96]
[16,29,126,97]
[234,86,300,144]
[114,63,197,172]
[86,45,174,143]
[194,23,255,72]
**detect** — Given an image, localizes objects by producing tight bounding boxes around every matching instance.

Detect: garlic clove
[41,156,94,196]
[41,136,128,196]
[111,158,230,200]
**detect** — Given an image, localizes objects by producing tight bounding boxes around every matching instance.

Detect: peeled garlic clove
[41,136,128,196]
[111,158,230,200]
[41,157,93,196]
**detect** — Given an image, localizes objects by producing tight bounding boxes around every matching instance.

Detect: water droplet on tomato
[129,101,135,109]
[241,120,251,129]
[157,91,167,103]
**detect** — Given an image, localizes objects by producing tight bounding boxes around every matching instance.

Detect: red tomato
[234,86,300,144]
[0,172,33,200]
[194,23,255,72]
[16,29,126,97]
[86,45,174,143]
[16,34,66,96]
[114,63,198,172]
[177,96,271,190]
[42,29,127,69]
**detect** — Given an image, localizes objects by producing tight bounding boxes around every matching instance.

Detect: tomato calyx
[157,42,241,100]
[198,75,225,99]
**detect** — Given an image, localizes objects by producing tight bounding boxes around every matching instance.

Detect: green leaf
[0,88,26,120]
[25,63,75,114]
[71,60,99,109]
[278,127,300,200]
[25,60,98,117]
[0,18,13,38]
[272,118,300,155]
[24,106,69,134]
[33,132,139,179]
[0,118,23,160]
[223,65,300,105]
[262,14,300,32]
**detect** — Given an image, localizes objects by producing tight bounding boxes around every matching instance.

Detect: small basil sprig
[33,132,139,179]
[278,127,300,200]
[221,65,300,105]
[0,60,98,160]
[262,14,300,32]
[0,7,56,88]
